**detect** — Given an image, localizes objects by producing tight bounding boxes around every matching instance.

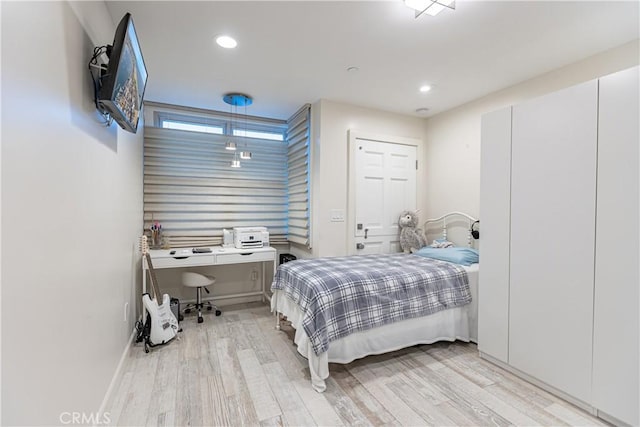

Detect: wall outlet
[330,209,345,222]
[124,302,129,322]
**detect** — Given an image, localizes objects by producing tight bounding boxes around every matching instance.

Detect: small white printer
[233,227,269,249]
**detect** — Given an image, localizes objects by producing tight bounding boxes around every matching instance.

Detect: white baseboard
[478,352,596,415]
[96,324,138,422]
[597,409,631,427]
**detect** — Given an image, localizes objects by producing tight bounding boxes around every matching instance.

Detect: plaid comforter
[271,253,471,355]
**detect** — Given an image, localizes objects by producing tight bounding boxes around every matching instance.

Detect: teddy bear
[398,210,426,253]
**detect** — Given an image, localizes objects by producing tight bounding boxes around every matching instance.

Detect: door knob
[364,228,369,239]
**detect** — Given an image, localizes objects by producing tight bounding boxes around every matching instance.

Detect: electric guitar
[139,236,179,349]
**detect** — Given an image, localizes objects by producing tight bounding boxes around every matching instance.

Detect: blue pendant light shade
[223,93,253,107]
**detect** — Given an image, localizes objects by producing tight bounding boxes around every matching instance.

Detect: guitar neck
[145,252,163,303]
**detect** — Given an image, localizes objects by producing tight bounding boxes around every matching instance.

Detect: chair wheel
[207,306,212,311]
[197,316,204,324]
[215,310,222,316]
[185,309,191,314]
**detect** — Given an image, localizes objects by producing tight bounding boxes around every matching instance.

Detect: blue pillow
[413,247,479,266]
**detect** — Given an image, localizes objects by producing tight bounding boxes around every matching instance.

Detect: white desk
[143,246,277,303]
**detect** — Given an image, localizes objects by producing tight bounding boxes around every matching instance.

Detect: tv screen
[98,13,148,133]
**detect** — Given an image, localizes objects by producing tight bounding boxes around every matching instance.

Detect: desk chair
[181,272,222,323]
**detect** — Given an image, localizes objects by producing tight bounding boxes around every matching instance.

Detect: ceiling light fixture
[419,85,432,93]
[216,35,237,49]
[223,93,253,167]
[404,0,455,18]
[239,98,252,160]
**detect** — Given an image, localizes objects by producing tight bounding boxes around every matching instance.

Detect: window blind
[287,105,312,247]
[144,127,288,247]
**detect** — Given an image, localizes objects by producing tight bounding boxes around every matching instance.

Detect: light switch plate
[330,209,345,222]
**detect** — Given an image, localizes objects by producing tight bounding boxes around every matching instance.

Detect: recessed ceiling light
[347,66,359,72]
[415,108,430,114]
[419,85,432,93]
[216,35,237,49]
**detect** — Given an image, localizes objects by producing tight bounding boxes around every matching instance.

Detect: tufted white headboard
[423,211,479,248]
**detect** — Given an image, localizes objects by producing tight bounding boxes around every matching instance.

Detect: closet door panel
[592,66,639,426]
[478,107,512,363]
[509,80,598,402]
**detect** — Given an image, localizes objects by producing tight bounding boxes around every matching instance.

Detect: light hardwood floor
[107,303,608,427]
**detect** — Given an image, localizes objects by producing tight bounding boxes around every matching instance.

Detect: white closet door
[478,107,512,363]
[509,80,598,402]
[592,66,639,426]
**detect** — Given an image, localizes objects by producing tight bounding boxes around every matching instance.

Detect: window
[143,127,288,247]
[162,120,224,134]
[155,109,286,141]
[144,102,310,247]
[233,129,283,141]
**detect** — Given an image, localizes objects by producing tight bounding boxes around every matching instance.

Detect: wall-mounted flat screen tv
[98,13,148,133]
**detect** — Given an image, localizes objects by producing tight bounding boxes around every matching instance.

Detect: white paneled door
[592,66,639,426]
[478,106,512,364]
[509,80,598,403]
[349,134,417,254]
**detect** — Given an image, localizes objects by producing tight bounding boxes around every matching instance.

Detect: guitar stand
[135,313,181,353]
[135,316,153,353]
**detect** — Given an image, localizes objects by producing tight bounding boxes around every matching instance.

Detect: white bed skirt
[271,264,479,392]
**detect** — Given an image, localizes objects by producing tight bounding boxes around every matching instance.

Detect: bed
[270,212,479,392]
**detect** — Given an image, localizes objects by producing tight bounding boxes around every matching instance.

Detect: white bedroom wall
[294,99,426,258]
[1,2,143,425]
[423,39,640,221]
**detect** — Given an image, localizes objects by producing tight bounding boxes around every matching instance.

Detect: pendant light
[230,152,241,168]
[224,100,236,151]
[225,99,237,151]
[239,101,252,160]
[223,93,253,166]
